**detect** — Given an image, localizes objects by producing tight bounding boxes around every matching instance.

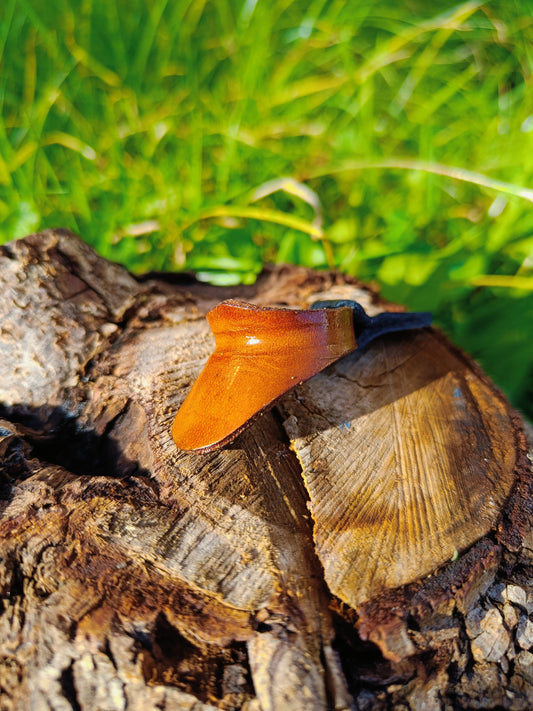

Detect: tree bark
[0,229,531,711]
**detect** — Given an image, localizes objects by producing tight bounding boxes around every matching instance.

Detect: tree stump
[0,229,531,711]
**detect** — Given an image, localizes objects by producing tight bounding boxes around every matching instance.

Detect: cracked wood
[0,229,531,711]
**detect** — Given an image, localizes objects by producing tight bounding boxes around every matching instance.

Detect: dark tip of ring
[310,299,432,348]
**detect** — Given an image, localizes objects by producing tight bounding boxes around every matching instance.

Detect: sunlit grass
[1,0,532,418]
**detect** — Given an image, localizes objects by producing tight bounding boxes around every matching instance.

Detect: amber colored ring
[171,299,431,452]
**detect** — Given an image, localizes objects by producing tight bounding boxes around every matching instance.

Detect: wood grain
[0,230,531,711]
[280,328,517,606]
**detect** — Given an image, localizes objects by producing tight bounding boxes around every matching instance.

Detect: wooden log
[0,229,531,711]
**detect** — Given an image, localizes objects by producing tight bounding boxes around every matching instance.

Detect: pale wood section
[0,230,531,710]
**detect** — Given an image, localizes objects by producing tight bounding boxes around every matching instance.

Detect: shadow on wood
[0,230,532,711]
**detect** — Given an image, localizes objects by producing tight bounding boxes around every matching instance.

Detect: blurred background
[1,0,532,419]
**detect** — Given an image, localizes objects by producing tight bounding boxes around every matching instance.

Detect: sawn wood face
[170,295,517,608]
[280,329,517,607]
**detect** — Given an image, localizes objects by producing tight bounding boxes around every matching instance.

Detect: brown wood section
[0,229,531,711]
[280,327,517,607]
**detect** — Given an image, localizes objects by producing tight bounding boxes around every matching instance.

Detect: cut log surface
[0,229,531,711]
[281,329,517,608]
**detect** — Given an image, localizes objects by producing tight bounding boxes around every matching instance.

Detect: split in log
[0,229,532,711]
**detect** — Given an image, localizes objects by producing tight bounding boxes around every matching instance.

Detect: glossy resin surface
[172,299,357,451]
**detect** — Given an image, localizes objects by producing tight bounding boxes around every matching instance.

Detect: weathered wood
[0,229,531,711]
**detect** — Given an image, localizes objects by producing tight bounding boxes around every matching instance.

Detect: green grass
[1,0,533,419]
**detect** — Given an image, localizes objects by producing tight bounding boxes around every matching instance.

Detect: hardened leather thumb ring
[171,299,432,452]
